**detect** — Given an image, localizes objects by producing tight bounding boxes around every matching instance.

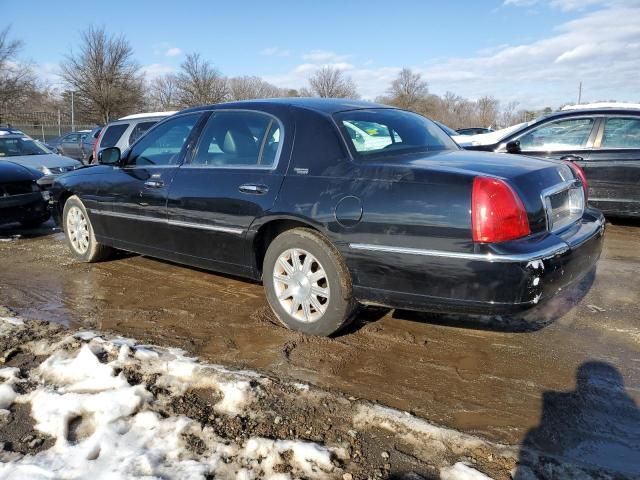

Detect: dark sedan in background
[464,106,640,218]
[49,99,604,336]
[0,161,49,227]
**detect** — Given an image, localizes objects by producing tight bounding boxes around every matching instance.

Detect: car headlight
[38,165,52,175]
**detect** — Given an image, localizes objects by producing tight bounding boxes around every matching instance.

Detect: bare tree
[0,26,36,114]
[228,76,282,101]
[500,100,520,128]
[175,53,228,107]
[307,66,359,98]
[148,74,179,110]
[475,95,500,128]
[386,68,428,109]
[60,27,144,123]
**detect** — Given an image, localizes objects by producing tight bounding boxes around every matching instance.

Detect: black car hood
[0,160,41,182]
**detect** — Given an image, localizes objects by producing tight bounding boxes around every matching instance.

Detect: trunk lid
[363,149,578,234]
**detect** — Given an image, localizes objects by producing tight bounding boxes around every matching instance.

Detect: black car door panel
[167,110,288,270]
[91,113,203,253]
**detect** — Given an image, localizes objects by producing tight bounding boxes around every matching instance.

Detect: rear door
[167,109,288,275]
[586,115,640,216]
[60,133,81,158]
[92,113,203,253]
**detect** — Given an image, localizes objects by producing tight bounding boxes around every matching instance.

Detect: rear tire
[62,195,113,263]
[263,228,357,336]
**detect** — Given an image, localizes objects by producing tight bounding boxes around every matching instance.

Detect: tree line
[2,25,552,128]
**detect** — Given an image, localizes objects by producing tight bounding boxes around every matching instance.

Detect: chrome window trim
[349,243,569,263]
[89,209,244,235]
[187,109,285,171]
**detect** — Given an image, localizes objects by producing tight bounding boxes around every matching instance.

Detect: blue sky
[4,0,640,108]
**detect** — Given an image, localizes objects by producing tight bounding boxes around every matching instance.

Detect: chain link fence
[1,111,97,142]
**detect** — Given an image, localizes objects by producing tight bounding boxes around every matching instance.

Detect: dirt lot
[1,219,639,476]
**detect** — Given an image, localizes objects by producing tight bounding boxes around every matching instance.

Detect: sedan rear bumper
[348,208,605,315]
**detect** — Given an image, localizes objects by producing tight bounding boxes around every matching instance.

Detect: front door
[92,112,203,254]
[513,116,597,164]
[167,110,288,276]
[586,116,640,216]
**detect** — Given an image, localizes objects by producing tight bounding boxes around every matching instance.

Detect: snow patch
[441,462,493,480]
[0,333,343,479]
[0,316,24,326]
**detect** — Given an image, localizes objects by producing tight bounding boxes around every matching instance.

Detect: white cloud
[260,47,290,57]
[141,63,176,80]
[164,47,182,57]
[263,3,640,108]
[301,50,350,63]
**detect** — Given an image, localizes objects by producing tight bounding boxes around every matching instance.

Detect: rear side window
[99,123,129,148]
[519,118,594,151]
[192,111,281,167]
[335,109,457,158]
[602,117,640,148]
[128,121,158,146]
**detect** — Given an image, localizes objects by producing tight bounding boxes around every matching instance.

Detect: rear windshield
[335,109,458,158]
[99,123,129,148]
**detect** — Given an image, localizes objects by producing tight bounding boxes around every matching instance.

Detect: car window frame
[121,112,204,170]
[182,109,285,171]
[99,122,130,149]
[501,114,600,153]
[593,115,640,150]
[128,120,159,147]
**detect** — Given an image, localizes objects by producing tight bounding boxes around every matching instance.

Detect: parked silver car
[90,112,175,163]
[0,132,81,176]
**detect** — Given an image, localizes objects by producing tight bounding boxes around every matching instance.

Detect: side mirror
[506,140,521,154]
[98,147,121,165]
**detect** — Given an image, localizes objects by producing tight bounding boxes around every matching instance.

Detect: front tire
[62,195,112,262]
[263,228,357,336]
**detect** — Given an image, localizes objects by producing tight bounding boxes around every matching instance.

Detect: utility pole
[577,81,582,105]
[57,109,61,136]
[71,91,75,132]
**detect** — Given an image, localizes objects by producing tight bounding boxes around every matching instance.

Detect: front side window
[601,117,640,149]
[126,114,199,167]
[335,109,457,158]
[100,124,129,148]
[128,121,158,146]
[64,133,80,142]
[0,137,49,157]
[192,111,281,167]
[518,117,594,151]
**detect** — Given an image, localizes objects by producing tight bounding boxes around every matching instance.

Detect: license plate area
[542,180,584,232]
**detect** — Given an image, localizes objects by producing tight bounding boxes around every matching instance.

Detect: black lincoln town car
[49,99,605,336]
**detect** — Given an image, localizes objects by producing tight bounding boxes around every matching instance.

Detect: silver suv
[91,111,175,163]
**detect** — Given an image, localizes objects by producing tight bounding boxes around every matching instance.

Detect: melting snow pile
[0,328,344,479]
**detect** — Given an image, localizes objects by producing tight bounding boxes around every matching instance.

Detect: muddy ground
[1,219,639,476]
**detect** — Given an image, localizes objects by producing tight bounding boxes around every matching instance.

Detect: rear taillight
[92,131,103,163]
[472,177,531,243]
[565,161,588,201]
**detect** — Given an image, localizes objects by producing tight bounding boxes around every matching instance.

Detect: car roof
[542,107,640,121]
[561,102,640,111]
[182,97,392,115]
[118,111,178,120]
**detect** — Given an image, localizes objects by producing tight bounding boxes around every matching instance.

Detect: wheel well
[253,219,320,278]
[57,191,74,228]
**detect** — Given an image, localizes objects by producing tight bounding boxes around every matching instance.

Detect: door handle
[144,180,165,188]
[560,155,584,162]
[239,184,269,195]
